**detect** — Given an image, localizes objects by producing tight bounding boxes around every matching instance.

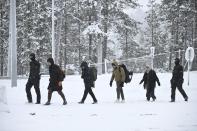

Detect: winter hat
[47,58,54,65]
[175,58,180,65]
[30,53,35,60]
[80,61,88,68]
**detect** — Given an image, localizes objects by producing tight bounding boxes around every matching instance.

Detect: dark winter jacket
[171,64,184,85]
[80,61,94,88]
[140,69,160,89]
[28,60,40,82]
[47,58,64,91]
[140,72,148,89]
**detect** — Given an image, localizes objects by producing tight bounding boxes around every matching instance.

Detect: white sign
[185,47,194,62]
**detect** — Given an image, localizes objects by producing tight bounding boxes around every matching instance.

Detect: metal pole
[10,0,17,87]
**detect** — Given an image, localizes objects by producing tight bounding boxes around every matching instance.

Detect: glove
[120,82,124,87]
[139,81,142,84]
[158,81,160,86]
[110,81,113,87]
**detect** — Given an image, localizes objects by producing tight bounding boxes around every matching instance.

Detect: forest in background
[0,0,197,76]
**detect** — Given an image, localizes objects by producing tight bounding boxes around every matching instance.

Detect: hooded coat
[110,61,126,83]
[140,69,160,89]
[28,53,40,82]
[80,61,94,88]
[171,58,184,85]
[47,58,64,91]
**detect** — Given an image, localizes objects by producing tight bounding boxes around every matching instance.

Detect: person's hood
[30,53,35,61]
[112,60,118,67]
[80,61,88,69]
[47,58,54,65]
[175,58,180,65]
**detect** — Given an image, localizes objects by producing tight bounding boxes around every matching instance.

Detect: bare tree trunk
[78,0,81,65]
[0,2,4,76]
[64,2,68,69]
[193,0,197,70]
[125,29,128,65]
[88,1,92,61]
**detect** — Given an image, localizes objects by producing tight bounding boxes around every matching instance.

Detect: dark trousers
[47,89,66,103]
[26,80,41,103]
[171,83,188,101]
[116,81,125,100]
[81,84,97,102]
[146,86,156,101]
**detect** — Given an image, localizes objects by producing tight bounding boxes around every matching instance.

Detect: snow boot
[44,101,51,105]
[78,101,84,104]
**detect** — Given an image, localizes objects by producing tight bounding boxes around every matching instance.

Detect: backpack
[89,66,97,82]
[120,64,132,83]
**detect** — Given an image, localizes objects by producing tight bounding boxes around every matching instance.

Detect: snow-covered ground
[0,72,197,131]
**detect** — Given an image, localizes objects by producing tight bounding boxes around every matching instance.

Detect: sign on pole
[185,47,195,86]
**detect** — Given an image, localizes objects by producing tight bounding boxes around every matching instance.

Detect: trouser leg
[171,84,176,101]
[81,88,89,102]
[58,90,66,102]
[26,81,33,102]
[88,88,97,102]
[150,87,156,100]
[146,88,151,101]
[177,84,188,99]
[116,82,121,100]
[47,90,53,103]
[119,87,125,100]
[34,80,41,103]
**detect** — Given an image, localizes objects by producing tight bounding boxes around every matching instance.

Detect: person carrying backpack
[78,61,98,104]
[110,60,126,103]
[44,58,67,105]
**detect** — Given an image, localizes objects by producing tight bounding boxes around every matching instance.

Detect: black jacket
[48,64,64,91]
[80,62,94,88]
[171,64,184,85]
[28,60,40,81]
[147,70,160,88]
[140,72,148,88]
[140,70,160,89]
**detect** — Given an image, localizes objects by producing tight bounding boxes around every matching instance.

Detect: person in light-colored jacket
[110,60,126,103]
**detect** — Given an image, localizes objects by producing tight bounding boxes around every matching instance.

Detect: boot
[92,101,98,104]
[78,101,84,104]
[184,96,188,102]
[63,100,67,105]
[44,101,50,105]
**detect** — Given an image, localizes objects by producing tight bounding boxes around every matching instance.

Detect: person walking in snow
[26,53,41,104]
[170,58,188,102]
[110,60,126,103]
[78,61,98,104]
[44,58,67,105]
[139,65,160,101]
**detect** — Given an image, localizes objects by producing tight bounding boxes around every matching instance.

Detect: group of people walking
[25,53,188,105]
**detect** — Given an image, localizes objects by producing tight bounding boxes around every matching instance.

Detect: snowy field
[0,72,197,131]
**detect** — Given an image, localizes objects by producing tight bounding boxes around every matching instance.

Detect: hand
[139,81,142,85]
[58,81,62,86]
[110,81,113,87]
[158,81,160,86]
